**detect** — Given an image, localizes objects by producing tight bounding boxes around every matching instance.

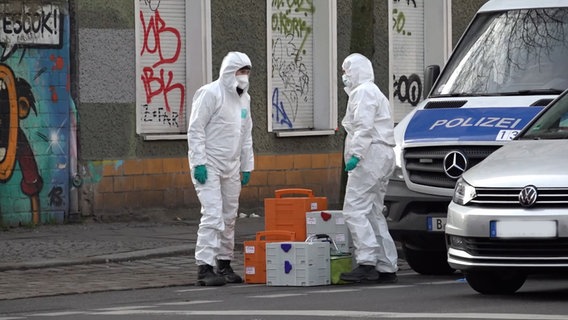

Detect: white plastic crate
[266,241,330,286]
[306,210,352,254]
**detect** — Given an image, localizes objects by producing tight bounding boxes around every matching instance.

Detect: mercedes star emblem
[443,151,468,179]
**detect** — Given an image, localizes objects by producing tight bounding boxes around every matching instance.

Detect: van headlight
[449,235,466,250]
[389,166,404,181]
[452,178,476,205]
[389,144,404,181]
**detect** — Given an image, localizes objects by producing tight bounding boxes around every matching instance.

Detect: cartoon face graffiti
[0,64,37,182]
[0,63,42,223]
[0,64,19,180]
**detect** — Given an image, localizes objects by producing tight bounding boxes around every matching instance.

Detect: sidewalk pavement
[0,212,264,300]
[0,212,408,301]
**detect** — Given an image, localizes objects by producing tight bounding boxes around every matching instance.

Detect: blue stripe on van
[404,107,544,143]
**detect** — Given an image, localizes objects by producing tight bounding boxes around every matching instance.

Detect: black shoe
[217,260,243,283]
[377,272,398,284]
[196,264,226,286]
[339,265,379,283]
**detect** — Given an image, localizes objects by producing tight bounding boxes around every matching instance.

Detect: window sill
[275,129,336,137]
[142,134,187,141]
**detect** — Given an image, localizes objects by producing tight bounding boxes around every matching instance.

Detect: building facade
[0,0,486,225]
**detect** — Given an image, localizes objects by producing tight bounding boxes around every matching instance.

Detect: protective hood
[342,53,374,89]
[219,51,252,91]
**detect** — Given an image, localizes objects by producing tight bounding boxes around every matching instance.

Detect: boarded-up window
[389,0,452,123]
[135,0,211,140]
[390,0,425,122]
[267,0,337,137]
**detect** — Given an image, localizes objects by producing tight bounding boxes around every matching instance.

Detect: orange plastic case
[244,230,296,284]
[264,188,328,241]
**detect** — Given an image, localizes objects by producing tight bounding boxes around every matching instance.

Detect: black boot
[340,264,379,283]
[377,272,398,284]
[217,260,243,283]
[196,264,226,286]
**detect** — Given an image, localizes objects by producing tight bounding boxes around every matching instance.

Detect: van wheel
[465,271,526,295]
[403,244,455,275]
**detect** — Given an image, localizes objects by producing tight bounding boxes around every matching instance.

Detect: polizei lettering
[429,117,523,130]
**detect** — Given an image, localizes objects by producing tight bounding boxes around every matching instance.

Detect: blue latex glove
[194,165,207,184]
[344,156,360,172]
[241,171,251,186]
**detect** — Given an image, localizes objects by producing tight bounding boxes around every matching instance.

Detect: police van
[385,0,568,274]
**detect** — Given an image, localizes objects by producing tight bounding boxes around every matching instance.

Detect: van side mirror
[424,65,440,99]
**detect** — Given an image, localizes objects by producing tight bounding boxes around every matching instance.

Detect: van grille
[472,188,568,207]
[423,100,467,109]
[462,237,568,257]
[404,146,500,189]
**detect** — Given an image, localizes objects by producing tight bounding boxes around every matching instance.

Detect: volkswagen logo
[519,185,538,207]
[443,151,468,179]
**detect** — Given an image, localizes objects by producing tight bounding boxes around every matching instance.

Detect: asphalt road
[2,272,568,319]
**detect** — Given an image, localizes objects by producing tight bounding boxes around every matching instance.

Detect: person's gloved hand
[194,165,207,184]
[241,171,251,186]
[344,156,360,171]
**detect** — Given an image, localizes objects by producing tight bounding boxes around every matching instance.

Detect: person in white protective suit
[187,51,254,286]
[338,53,398,284]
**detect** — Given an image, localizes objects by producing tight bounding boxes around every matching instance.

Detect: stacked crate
[264,188,327,241]
[243,188,327,284]
[243,230,296,284]
[265,241,331,286]
[305,210,352,254]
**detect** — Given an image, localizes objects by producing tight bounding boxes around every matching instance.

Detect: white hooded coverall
[341,53,398,273]
[188,51,254,267]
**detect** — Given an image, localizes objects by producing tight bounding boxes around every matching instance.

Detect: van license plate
[490,220,557,238]
[427,217,446,232]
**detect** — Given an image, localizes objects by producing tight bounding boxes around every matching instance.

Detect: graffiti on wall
[137,0,186,133]
[270,0,314,130]
[0,3,70,225]
[393,73,422,107]
[0,4,62,61]
[391,0,424,122]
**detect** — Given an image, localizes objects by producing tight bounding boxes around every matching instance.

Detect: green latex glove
[194,165,207,184]
[344,156,360,172]
[241,171,251,186]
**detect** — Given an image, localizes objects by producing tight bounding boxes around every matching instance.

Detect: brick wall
[92,153,343,218]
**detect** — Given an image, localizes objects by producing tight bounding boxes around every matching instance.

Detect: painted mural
[0,2,71,226]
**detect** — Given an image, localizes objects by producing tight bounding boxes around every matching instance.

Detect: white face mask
[342,74,352,88]
[236,75,249,89]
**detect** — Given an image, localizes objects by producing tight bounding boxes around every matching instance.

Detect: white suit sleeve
[240,101,254,172]
[349,88,376,160]
[187,88,215,168]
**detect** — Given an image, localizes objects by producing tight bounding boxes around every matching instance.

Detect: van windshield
[432,8,568,97]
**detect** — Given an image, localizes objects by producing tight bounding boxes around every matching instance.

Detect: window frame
[266,0,338,137]
[135,0,212,141]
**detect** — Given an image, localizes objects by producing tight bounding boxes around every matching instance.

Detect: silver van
[446,89,568,294]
